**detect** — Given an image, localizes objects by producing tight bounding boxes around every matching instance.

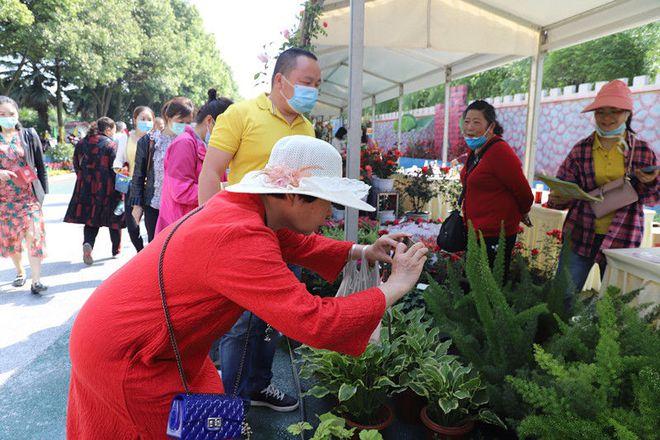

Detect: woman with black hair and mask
[155,89,233,234]
[0,95,48,294]
[459,100,534,276]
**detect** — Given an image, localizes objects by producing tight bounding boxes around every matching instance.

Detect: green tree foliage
[368,22,658,113]
[0,0,238,135]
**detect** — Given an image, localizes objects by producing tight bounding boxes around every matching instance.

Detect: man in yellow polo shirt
[199,48,321,412]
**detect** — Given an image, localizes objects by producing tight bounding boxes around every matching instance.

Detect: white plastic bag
[336,246,382,343]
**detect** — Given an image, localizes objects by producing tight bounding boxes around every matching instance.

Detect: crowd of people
[0,44,657,439]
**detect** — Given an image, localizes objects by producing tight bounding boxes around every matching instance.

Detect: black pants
[144,206,159,243]
[124,188,144,252]
[483,234,517,282]
[83,225,122,256]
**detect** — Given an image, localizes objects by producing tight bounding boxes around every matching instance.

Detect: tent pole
[371,95,376,140]
[442,67,451,164]
[397,84,403,150]
[523,31,547,183]
[345,0,365,243]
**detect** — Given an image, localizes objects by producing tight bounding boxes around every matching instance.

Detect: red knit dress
[66,191,386,439]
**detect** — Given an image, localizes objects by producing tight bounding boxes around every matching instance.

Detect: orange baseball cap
[582,80,633,112]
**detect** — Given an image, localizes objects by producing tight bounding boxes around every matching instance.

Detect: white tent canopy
[308,0,660,241]
[312,0,660,116]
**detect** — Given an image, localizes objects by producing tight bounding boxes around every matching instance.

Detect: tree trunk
[4,54,27,95]
[54,58,65,143]
[36,103,50,136]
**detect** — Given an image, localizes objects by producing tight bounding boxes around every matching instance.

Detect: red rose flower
[323,21,328,28]
[393,219,400,225]
[531,248,540,256]
[517,226,524,234]
[450,253,461,262]
[421,166,429,173]
[378,229,388,236]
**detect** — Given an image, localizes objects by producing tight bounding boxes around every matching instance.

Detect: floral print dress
[0,133,46,258]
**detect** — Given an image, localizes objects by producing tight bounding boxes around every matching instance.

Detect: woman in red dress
[66,135,428,439]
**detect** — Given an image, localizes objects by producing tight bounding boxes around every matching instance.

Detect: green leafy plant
[297,340,402,425]
[408,357,505,428]
[383,304,456,391]
[507,287,660,440]
[423,225,553,423]
[287,412,383,440]
[48,142,74,163]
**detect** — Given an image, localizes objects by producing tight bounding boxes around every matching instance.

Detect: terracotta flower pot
[344,404,394,436]
[420,406,474,440]
[394,388,425,424]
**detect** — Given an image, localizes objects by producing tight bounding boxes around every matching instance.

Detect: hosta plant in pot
[408,357,505,439]
[288,412,383,440]
[384,305,456,424]
[297,340,403,431]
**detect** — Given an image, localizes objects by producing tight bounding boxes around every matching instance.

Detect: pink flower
[261,165,318,188]
[323,21,328,28]
[393,219,400,225]
[257,53,269,64]
[281,29,291,39]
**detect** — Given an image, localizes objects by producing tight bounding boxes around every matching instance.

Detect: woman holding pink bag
[155,89,232,234]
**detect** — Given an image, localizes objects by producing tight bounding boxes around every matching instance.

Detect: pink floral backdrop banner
[373,86,658,174]
[496,89,659,175]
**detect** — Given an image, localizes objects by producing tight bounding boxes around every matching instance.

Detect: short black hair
[271,47,318,86]
[463,100,504,136]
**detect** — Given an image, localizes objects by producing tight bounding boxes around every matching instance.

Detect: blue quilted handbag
[159,207,252,440]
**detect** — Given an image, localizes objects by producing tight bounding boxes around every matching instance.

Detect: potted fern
[408,357,505,438]
[297,341,403,432]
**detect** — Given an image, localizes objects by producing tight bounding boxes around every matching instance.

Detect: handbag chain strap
[158,205,252,396]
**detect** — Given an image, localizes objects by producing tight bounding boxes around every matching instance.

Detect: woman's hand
[547,190,570,206]
[364,232,411,264]
[0,170,17,181]
[634,168,659,184]
[379,242,429,307]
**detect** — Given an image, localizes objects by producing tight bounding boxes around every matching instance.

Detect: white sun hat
[225,135,374,212]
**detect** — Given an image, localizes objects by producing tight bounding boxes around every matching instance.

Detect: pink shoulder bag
[588,133,639,219]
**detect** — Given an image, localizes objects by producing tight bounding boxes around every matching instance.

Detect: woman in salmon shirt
[460,100,534,277]
[155,89,233,234]
[66,135,428,439]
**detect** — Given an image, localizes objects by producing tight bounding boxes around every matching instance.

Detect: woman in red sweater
[460,100,533,275]
[66,135,428,439]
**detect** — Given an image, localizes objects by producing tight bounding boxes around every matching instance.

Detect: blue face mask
[136,120,153,133]
[0,117,18,129]
[464,134,488,150]
[281,76,318,114]
[171,122,187,136]
[595,122,626,138]
[205,130,211,144]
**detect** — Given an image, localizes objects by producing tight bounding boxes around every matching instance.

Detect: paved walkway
[0,173,137,439]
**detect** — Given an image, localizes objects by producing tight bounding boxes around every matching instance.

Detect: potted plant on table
[408,357,505,439]
[360,144,401,191]
[297,340,403,433]
[398,165,438,221]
